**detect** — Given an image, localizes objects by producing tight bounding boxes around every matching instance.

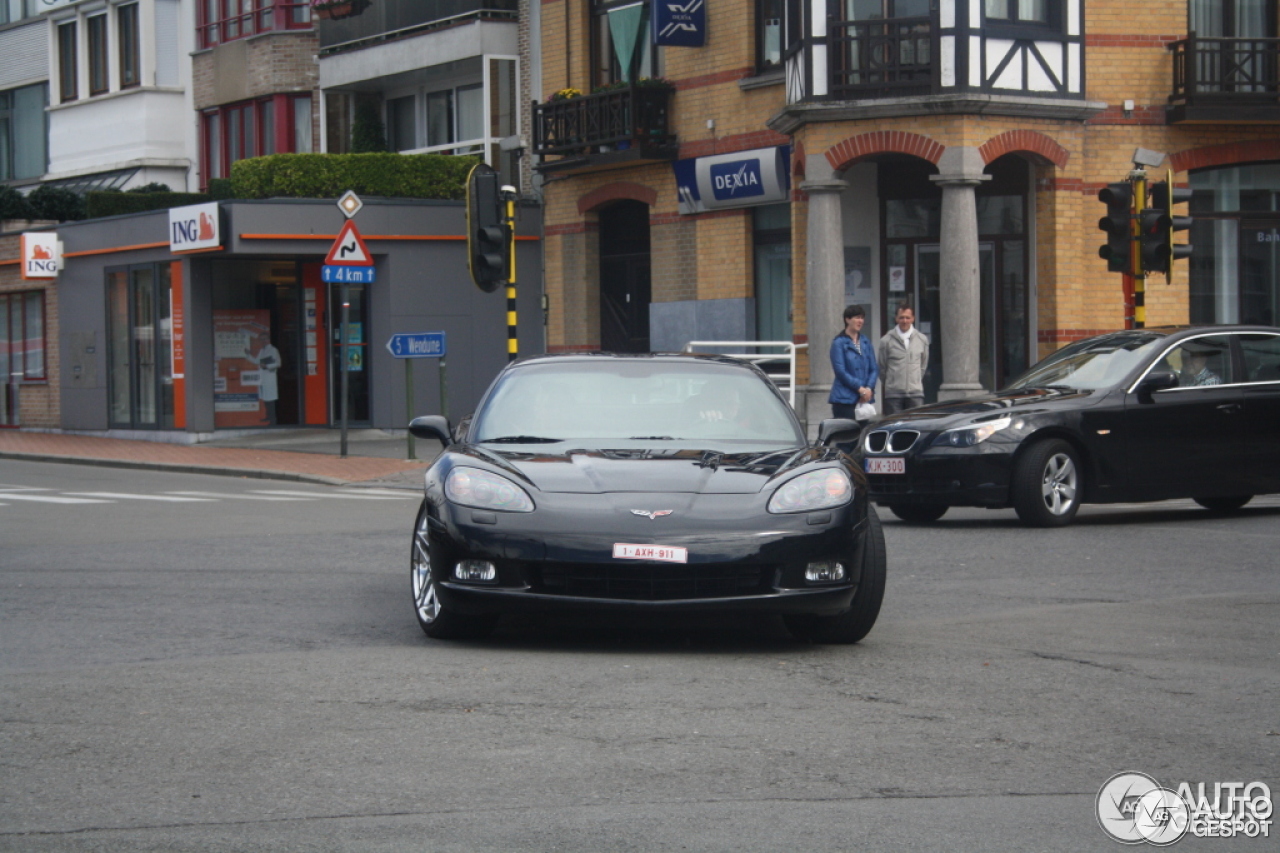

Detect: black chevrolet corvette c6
[407,353,882,643]
[860,325,1280,527]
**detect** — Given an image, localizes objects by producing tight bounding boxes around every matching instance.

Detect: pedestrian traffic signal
[467,163,509,292]
[1145,174,1194,281]
[1098,182,1135,275]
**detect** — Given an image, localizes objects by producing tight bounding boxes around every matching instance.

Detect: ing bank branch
[49,198,541,438]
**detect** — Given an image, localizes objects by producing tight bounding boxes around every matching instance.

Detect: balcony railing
[828,15,933,99]
[1168,35,1280,122]
[532,85,677,165]
[318,0,517,53]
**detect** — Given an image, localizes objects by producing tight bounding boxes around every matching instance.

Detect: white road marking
[250,489,413,500]
[62,492,216,502]
[0,493,112,504]
[165,491,313,501]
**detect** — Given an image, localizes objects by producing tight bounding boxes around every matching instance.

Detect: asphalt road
[2,459,1277,852]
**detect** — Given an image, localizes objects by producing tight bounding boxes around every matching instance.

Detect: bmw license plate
[613,543,688,564]
[866,457,906,475]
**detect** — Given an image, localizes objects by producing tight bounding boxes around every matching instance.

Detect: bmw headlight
[934,417,1012,447]
[445,466,535,512]
[768,469,853,514]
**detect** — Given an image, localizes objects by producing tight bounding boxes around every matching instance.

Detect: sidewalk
[0,428,440,488]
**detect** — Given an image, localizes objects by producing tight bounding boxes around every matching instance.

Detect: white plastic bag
[854,401,877,422]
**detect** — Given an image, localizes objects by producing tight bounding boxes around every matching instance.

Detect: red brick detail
[1038,328,1121,343]
[1169,139,1280,174]
[544,222,593,236]
[793,139,806,179]
[826,131,945,170]
[548,343,600,352]
[1086,105,1167,126]
[678,129,791,159]
[651,209,741,227]
[979,130,1070,168]
[1085,35,1179,47]
[1035,177,1086,193]
[577,182,658,215]
[671,68,756,90]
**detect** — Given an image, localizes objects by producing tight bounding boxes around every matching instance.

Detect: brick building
[530,0,1280,427]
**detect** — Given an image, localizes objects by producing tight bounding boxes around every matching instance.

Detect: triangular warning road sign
[324,220,373,266]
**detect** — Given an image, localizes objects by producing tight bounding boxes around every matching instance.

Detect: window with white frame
[0,84,48,181]
[53,4,142,104]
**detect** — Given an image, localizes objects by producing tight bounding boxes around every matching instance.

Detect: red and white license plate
[612,543,688,564]
[866,457,906,475]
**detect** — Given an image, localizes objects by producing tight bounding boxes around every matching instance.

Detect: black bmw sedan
[407,353,882,642]
[861,325,1280,527]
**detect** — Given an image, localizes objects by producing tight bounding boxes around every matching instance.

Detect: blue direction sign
[386,331,446,359]
[323,265,376,283]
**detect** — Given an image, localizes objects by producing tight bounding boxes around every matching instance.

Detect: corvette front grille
[530,562,772,600]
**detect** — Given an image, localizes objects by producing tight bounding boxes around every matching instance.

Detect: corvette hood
[463,446,834,494]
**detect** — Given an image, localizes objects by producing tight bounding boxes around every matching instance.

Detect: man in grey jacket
[877,303,929,415]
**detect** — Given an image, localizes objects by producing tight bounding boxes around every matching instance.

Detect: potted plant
[312,0,370,20]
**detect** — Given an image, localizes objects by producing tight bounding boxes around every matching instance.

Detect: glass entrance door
[328,282,370,424]
[108,264,173,429]
[912,244,996,401]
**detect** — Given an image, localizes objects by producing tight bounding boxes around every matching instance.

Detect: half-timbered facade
[531,0,1280,430]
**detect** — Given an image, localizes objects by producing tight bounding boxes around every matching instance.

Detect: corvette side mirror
[816,418,862,447]
[409,415,452,444]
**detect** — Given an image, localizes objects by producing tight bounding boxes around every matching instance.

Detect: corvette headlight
[445,466,535,512]
[934,417,1012,447]
[768,469,853,514]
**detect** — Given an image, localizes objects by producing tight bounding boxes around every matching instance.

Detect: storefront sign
[652,0,705,47]
[169,202,221,253]
[20,232,59,280]
[673,146,790,214]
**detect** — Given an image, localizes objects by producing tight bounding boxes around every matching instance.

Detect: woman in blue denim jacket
[828,304,878,421]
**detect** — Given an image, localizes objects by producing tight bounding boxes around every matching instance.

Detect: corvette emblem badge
[630,510,674,520]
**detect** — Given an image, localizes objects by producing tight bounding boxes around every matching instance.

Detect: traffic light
[1138,200,1167,276]
[467,163,508,292]
[1146,174,1194,281]
[1098,182,1135,275]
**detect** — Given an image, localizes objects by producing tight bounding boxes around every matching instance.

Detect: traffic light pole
[503,187,518,362]
[1130,169,1147,329]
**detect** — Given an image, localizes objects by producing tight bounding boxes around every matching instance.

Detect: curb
[0,451,356,487]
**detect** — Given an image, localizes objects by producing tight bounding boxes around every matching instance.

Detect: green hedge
[85,191,211,219]
[231,153,478,201]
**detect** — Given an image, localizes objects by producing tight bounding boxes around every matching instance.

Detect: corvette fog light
[454,560,497,583]
[805,561,846,583]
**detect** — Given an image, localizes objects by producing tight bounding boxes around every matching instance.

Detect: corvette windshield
[1005,331,1166,391]
[472,361,805,445]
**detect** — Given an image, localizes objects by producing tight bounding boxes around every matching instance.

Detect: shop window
[0,84,49,182]
[1,291,47,383]
[201,96,311,188]
[119,3,141,89]
[1189,163,1280,326]
[198,1,311,50]
[88,14,109,96]
[57,22,78,103]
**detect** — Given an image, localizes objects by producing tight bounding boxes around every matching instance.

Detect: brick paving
[0,430,431,486]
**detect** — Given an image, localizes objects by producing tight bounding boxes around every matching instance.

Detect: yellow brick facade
[537,0,1280,376]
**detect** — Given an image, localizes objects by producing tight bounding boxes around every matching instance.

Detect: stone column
[929,147,991,401]
[800,156,848,436]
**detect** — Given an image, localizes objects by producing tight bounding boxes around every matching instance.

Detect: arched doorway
[599,200,652,352]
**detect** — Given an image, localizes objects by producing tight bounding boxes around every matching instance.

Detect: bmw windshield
[1004,331,1167,391]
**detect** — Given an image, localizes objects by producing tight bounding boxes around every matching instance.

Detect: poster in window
[213,309,271,427]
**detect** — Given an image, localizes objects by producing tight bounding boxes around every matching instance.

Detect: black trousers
[882,395,924,415]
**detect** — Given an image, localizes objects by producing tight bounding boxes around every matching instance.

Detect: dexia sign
[672,146,790,215]
[169,202,221,252]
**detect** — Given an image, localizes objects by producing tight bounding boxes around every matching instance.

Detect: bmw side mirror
[1136,369,1179,402]
[817,418,862,447]
[409,415,452,444]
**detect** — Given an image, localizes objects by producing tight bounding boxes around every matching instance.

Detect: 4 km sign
[322,220,376,283]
